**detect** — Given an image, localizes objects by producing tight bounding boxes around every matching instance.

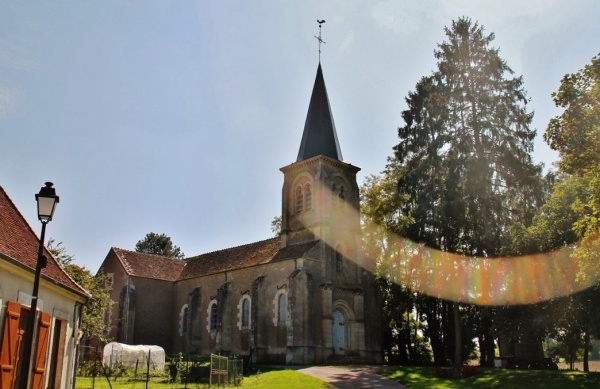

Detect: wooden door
[31,312,51,389]
[0,302,22,389]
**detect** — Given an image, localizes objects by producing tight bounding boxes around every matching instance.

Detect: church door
[332,310,345,355]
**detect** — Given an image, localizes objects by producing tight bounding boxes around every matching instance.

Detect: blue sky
[1,1,599,271]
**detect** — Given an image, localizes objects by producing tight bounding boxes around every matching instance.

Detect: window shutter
[0,301,22,389]
[31,312,51,389]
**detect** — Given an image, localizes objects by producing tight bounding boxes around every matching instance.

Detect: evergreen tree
[394,17,543,366]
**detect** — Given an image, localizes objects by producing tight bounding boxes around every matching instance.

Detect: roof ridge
[186,237,279,260]
[112,246,184,260]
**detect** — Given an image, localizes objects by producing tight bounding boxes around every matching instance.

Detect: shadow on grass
[379,366,600,389]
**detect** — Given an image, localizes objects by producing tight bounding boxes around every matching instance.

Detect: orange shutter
[0,301,22,389]
[30,313,51,389]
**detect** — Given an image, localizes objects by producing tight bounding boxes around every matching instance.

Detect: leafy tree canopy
[545,53,600,285]
[135,232,185,259]
[47,239,112,342]
[271,215,282,236]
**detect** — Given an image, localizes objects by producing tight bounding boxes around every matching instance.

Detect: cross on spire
[315,20,326,62]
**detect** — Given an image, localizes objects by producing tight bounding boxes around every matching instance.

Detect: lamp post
[19,182,59,389]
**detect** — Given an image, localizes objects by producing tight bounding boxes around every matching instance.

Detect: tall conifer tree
[394,18,543,366]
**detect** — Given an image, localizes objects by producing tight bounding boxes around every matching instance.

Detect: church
[97,62,383,365]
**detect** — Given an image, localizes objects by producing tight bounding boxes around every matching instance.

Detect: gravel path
[297,366,406,389]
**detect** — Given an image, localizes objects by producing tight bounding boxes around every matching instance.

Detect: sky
[1,1,599,272]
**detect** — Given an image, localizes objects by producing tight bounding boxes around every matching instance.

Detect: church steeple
[296,64,343,162]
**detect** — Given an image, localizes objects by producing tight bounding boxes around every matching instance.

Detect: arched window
[241,298,250,328]
[209,301,218,331]
[304,184,312,211]
[295,186,304,213]
[277,293,287,325]
[338,187,345,210]
[179,305,189,335]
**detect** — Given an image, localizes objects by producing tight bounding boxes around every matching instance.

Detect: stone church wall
[172,259,304,362]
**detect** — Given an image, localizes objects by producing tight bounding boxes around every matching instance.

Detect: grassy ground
[380,366,600,389]
[75,365,600,389]
[74,369,326,389]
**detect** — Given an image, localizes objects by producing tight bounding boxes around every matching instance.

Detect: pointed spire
[296,63,343,162]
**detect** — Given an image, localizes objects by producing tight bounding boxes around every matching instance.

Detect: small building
[98,63,383,365]
[0,185,90,389]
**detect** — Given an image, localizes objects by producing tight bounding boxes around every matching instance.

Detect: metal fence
[210,354,243,387]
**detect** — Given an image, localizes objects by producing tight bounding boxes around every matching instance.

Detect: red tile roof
[179,238,319,281]
[110,248,186,281]
[0,185,90,299]
[108,238,320,282]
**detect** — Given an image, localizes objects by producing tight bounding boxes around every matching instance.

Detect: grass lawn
[76,366,600,389]
[379,366,600,388]
[75,369,326,389]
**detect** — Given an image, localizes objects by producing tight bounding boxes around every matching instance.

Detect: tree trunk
[583,332,590,372]
[454,303,462,368]
[426,301,446,366]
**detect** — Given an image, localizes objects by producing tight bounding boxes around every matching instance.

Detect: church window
[209,301,218,331]
[295,186,304,213]
[277,293,287,324]
[241,298,250,328]
[304,184,312,210]
[179,305,189,335]
[338,187,345,210]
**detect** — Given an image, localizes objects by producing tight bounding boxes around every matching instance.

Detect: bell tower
[279,64,363,279]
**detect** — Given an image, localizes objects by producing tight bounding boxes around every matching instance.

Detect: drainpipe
[71,302,83,389]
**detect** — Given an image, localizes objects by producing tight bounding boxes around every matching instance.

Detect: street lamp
[19,182,59,389]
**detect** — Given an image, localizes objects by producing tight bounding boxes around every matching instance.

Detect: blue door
[332,310,345,355]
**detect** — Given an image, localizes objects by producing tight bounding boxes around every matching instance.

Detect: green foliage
[167,353,184,383]
[135,232,185,259]
[545,53,600,285]
[271,215,282,236]
[509,175,589,255]
[396,17,542,256]
[47,240,112,343]
[545,53,600,178]
[47,238,75,267]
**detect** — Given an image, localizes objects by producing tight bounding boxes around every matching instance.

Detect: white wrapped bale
[103,342,165,370]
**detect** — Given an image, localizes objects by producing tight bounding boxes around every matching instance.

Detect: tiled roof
[107,238,320,283]
[179,238,319,281]
[110,248,186,281]
[0,185,90,299]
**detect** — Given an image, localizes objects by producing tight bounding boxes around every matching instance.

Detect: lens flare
[317,186,599,306]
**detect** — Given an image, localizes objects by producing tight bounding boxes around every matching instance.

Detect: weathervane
[315,20,326,62]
